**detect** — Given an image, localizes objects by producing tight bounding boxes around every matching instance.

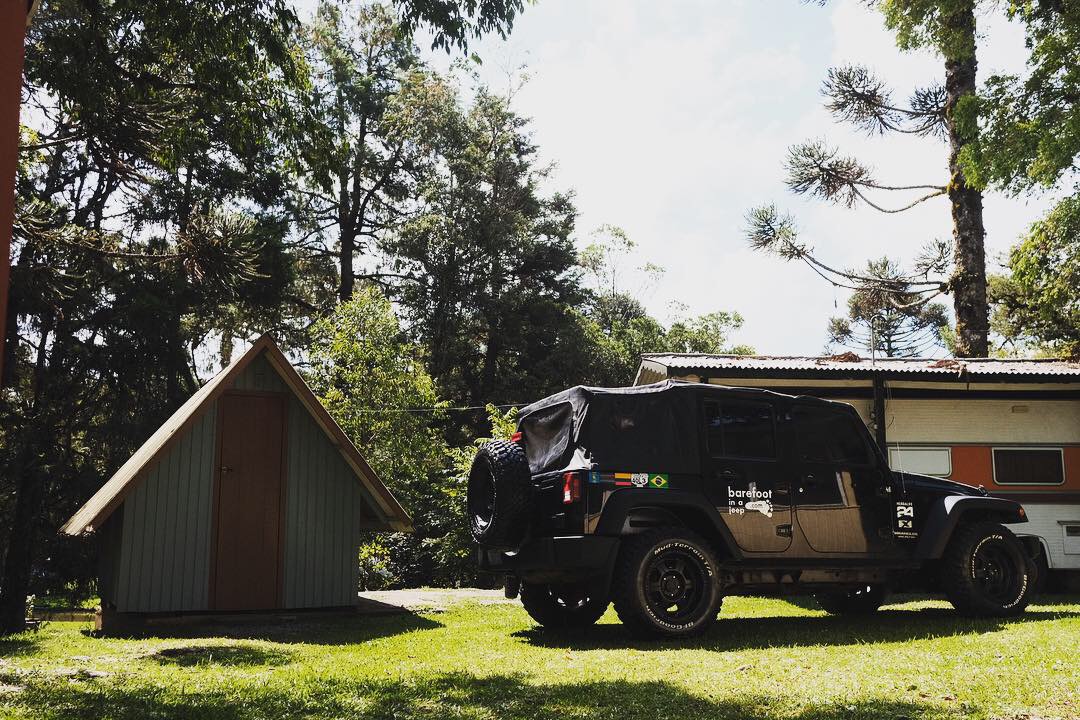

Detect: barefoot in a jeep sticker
[727,483,773,516]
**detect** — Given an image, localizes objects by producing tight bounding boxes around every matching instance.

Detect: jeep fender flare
[593,489,743,561]
[914,495,1028,559]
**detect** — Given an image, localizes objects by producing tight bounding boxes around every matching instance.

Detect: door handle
[719,469,736,478]
[803,473,817,486]
[220,465,234,473]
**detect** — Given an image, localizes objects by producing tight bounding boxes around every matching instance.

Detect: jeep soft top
[466,381,1036,638]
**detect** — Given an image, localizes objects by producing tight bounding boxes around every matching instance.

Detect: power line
[344,402,527,414]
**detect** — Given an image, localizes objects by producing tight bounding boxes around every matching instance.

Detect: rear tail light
[510,431,523,444]
[562,471,581,505]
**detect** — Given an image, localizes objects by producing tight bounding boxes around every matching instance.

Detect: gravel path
[359,588,513,612]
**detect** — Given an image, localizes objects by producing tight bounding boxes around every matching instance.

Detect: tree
[989,197,1080,358]
[293,2,457,306]
[385,85,586,416]
[960,1,1080,194]
[826,257,949,357]
[958,3,1080,357]
[748,0,991,357]
[576,228,752,385]
[306,286,449,530]
[391,0,527,52]
[1,0,306,633]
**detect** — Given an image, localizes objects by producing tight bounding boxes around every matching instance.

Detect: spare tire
[467,440,531,548]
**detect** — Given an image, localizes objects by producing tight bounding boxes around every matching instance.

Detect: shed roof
[637,353,1080,384]
[61,334,412,536]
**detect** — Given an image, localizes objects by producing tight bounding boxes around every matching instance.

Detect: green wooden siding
[106,350,384,613]
[231,354,289,392]
[113,403,217,612]
[283,394,382,608]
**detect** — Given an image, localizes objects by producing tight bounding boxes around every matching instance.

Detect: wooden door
[212,392,286,610]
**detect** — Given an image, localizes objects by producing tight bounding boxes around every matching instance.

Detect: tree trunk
[0,453,43,633]
[338,226,355,304]
[943,0,989,357]
[0,317,55,634]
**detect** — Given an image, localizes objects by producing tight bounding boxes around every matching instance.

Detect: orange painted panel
[1065,447,1080,491]
[950,446,993,487]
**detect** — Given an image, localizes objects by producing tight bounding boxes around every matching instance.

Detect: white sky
[415,0,1061,356]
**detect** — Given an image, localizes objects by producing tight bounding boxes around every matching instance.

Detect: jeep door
[789,403,896,556]
[702,398,792,552]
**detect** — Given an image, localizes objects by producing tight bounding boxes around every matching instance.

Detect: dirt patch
[360,588,513,613]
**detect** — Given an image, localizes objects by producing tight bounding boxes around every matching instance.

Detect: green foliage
[392,0,528,52]
[990,197,1080,358]
[960,2,1080,192]
[306,286,448,525]
[385,85,588,413]
[876,0,979,58]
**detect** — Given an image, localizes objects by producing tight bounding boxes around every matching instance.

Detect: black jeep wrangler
[467,381,1037,638]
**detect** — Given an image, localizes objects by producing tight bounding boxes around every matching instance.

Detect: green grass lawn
[0,594,1077,720]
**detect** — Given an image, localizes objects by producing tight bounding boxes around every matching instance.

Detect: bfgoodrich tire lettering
[612,528,722,638]
[467,440,531,548]
[941,521,1034,618]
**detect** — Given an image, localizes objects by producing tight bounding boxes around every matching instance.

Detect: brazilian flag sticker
[649,474,670,489]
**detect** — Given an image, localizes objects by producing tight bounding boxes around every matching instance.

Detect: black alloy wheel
[941,521,1033,617]
[642,544,710,627]
[612,528,723,638]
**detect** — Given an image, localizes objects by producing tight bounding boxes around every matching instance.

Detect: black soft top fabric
[517,380,795,475]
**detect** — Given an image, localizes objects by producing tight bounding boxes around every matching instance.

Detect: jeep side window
[704,400,776,459]
[792,406,872,465]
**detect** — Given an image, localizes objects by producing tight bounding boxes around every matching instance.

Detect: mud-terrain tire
[941,521,1034,618]
[815,585,887,615]
[467,440,531,548]
[519,583,609,629]
[612,528,722,639]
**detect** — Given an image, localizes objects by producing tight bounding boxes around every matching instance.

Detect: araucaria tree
[826,257,949,357]
[748,0,990,357]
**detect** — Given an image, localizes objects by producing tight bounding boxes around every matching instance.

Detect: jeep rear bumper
[477,535,619,585]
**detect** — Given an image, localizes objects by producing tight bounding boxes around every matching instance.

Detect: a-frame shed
[62,335,411,623]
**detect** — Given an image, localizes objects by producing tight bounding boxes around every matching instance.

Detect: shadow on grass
[151,643,293,667]
[6,671,948,720]
[514,608,1079,651]
[85,611,442,646]
[0,633,40,659]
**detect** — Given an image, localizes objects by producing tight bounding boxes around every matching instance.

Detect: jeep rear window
[704,401,776,459]
[792,406,872,465]
[520,402,574,474]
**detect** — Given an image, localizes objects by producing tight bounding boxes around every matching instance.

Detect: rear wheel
[519,583,609,629]
[612,528,722,638]
[815,585,886,615]
[941,521,1034,617]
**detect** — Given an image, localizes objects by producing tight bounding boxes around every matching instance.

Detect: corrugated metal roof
[640,353,1080,378]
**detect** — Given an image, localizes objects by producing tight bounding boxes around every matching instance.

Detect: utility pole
[0,1,36,380]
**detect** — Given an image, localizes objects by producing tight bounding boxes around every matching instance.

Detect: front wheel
[941,521,1034,617]
[612,528,722,638]
[815,585,887,615]
[519,582,609,629]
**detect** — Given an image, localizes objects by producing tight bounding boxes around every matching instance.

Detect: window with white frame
[888,446,952,477]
